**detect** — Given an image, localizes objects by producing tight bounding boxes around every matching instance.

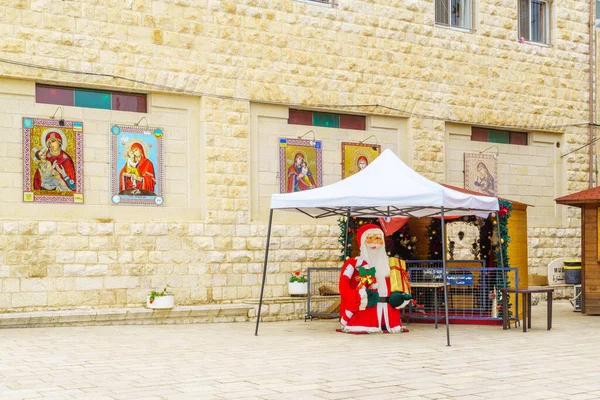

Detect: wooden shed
[556,187,600,315]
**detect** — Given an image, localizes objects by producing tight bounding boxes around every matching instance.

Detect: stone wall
[0,0,594,312]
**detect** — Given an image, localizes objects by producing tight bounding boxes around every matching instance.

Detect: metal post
[255,209,274,336]
[440,207,451,346]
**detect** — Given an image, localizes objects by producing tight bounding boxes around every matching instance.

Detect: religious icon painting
[110,124,164,206]
[22,117,84,204]
[341,142,381,179]
[464,152,498,196]
[279,138,322,193]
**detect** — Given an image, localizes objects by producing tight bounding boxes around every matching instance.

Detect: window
[519,0,550,44]
[471,127,528,145]
[435,0,473,30]
[288,109,366,130]
[36,85,147,113]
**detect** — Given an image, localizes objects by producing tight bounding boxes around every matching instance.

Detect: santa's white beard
[360,243,390,297]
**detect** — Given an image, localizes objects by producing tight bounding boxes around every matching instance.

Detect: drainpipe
[589,0,596,188]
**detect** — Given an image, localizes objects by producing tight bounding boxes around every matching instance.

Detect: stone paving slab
[1,300,599,399]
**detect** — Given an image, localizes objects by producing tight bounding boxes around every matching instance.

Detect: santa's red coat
[338,257,403,333]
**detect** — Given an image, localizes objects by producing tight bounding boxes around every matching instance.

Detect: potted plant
[146,286,174,309]
[288,271,308,296]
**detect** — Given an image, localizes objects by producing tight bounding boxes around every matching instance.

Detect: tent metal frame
[254,205,505,347]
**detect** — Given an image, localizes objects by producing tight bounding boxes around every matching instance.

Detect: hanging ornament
[432,230,437,235]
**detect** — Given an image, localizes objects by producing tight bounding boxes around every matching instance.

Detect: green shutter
[488,129,510,144]
[74,89,111,110]
[312,112,340,128]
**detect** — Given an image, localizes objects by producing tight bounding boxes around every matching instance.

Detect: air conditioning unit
[573,284,582,312]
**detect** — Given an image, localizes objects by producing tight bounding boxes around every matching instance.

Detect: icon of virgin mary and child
[32,131,76,192]
[287,152,317,192]
[119,142,157,196]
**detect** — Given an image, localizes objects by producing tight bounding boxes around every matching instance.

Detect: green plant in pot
[147,286,175,309]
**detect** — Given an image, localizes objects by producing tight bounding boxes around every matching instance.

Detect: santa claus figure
[339,224,412,333]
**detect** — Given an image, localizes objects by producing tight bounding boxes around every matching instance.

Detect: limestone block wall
[0,0,595,312]
[445,122,584,275]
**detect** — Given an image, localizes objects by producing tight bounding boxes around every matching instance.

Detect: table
[501,287,554,332]
[409,282,450,329]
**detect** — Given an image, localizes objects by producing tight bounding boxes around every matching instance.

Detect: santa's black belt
[378,297,389,303]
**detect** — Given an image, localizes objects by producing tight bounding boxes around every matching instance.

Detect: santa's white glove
[358,287,368,311]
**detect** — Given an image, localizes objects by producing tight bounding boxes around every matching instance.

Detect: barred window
[519,0,551,44]
[436,0,473,30]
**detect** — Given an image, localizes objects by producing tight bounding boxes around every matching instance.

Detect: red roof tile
[555,186,600,205]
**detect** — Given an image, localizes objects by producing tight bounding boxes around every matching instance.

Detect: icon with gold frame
[279,138,322,193]
[341,142,381,179]
[22,117,84,204]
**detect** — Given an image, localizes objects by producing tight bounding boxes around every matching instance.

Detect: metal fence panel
[306,267,341,319]
[306,262,518,323]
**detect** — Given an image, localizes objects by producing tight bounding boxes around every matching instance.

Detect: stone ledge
[0,304,255,328]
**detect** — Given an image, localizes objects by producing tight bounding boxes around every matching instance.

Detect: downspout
[589,0,596,188]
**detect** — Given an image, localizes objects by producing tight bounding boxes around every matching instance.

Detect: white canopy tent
[255,149,501,345]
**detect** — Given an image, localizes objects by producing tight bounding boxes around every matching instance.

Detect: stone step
[0,304,255,328]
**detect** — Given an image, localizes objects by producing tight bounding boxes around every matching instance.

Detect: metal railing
[306,267,341,319]
[406,260,519,322]
[305,261,519,323]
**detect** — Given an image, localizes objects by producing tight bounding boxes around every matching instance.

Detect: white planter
[288,281,308,296]
[146,295,174,309]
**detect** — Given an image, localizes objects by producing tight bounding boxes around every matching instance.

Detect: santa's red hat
[356,224,383,247]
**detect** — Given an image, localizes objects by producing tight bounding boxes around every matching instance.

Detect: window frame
[471,127,528,146]
[519,0,551,45]
[35,84,148,113]
[435,0,474,31]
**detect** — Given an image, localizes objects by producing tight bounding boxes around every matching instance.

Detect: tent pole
[255,209,274,336]
[343,209,351,259]
[440,207,451,346]
[496,212,506,289]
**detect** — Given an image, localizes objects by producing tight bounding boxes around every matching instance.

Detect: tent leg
[255,209,274,336]
[440,207,451,346]
[496,213,506,289]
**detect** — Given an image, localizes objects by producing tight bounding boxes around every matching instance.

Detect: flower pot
[147,295,174,309]
[288,281,308,296]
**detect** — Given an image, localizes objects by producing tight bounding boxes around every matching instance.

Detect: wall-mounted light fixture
[360,134,379,151]
[298,130,316,146]
[135,116,152,134]
[479,144,500,159]
[51,106,65,126]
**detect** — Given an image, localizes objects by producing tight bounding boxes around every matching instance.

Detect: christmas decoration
[337,217,353,261]
[426,219,442,260]
[338,217,416,260]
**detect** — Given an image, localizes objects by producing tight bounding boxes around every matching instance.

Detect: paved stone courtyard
[1,300,600,399]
